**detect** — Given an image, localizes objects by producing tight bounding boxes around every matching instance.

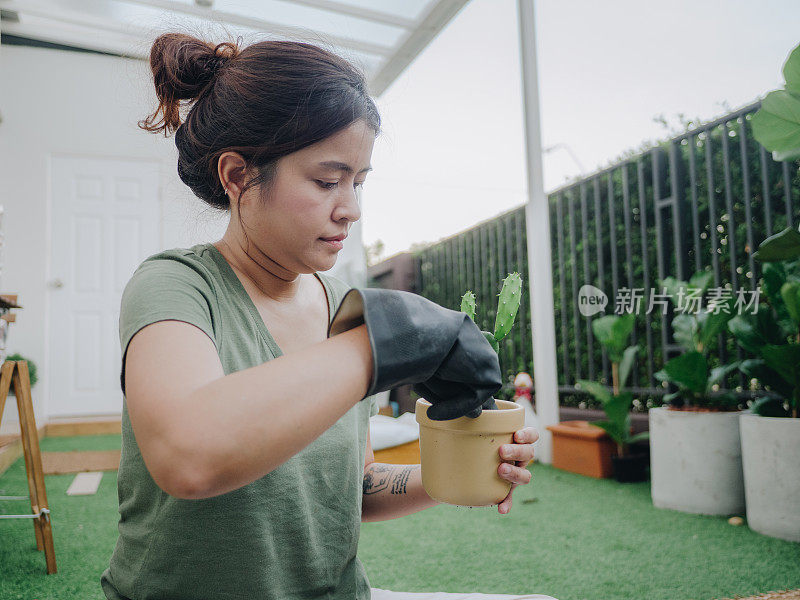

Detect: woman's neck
[213,236,306,304]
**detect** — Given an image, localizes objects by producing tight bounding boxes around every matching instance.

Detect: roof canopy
[0,0,469,95]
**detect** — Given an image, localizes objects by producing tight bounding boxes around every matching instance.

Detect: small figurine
[513,372,540,449]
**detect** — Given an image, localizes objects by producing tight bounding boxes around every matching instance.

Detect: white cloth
[368,412,420,451]
[371,588,557,599]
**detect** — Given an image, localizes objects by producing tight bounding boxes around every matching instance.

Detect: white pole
[517,0,558,464]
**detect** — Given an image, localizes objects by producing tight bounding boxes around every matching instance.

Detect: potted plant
[726,227,800,541]
[415,273,525,507]
[5,353,38,395]
[575,314,650,482]
[731,39,800,542]
[649,270,746,515]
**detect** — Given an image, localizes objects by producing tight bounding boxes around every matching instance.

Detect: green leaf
[762,261,788,302]
[660,270,713,311]
[576,379,612,404]
[750,396,791,418]
[659,276,688,308]
[493,272,522,343]
[591,413,630,446]
[628,431,650,445]
[781,281,800,326]
[754,227,800,262]
[708,392,739,411]
[591,419,625,446]
[592,314,635,362]
[762,262,795,332]
[728,311,785,355]
[728,315,760,354]
[618,346,639,390]
[688,271,714,295]
[786,259,800,282]
[750,90,800,156]
[698,304,735,351]
[672,314,699,353]
[662,390,683,406]
[482,330,499,354]
[603,392,634,428]
[6,354,38,388]
[460,291,476,322]
[761,344,800,389]
[739,358,794,400]
[707,362,741,393]
[658,351,708,395]
[772,147,800,162]
[783,43,800,96]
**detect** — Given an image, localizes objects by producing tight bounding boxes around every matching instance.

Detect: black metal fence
[414,100,800,404]
[415,207,530,400]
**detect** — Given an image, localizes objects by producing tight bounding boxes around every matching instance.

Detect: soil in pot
[611,453,648,483]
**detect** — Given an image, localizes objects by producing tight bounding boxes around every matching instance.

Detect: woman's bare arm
[359,431,439,521]
[124,320,373,500]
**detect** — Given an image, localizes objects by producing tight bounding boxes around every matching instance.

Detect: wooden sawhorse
[0,360,57,574]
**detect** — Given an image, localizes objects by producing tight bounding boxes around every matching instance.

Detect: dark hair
[139,33,381,211]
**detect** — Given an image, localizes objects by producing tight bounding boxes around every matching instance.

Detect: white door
[49,156,160,417]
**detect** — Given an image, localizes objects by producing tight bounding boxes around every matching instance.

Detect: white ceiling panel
[0,0,471,95]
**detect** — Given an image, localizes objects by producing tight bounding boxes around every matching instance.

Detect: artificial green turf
[0,435,123,600]
[1,434,798,600]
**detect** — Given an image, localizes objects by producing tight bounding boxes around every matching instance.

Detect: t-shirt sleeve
[119,257,219,396]
[322,273,381,417]
[367,394,380,417]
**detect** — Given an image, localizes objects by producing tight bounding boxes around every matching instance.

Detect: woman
[101,33,551,600]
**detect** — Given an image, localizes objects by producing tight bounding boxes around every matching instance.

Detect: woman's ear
[218,151,248,201]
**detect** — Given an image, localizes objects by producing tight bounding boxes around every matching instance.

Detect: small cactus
[459,272,523,356]
[493,272,522,343]
[458,273,524,415]
[460,290,476,323]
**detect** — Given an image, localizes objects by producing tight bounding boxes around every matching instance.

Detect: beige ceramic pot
[415,398,525,507]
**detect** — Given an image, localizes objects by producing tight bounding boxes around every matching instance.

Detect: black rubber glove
[328,288,501,421]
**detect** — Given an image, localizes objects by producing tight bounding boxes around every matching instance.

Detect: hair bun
[139,33,240,135]
[202,55,226,77]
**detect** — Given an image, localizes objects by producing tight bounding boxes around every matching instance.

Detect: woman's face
[238,119,375,275]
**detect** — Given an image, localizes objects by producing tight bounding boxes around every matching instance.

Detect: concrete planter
[740,413,800,542]
[649,407,744,515]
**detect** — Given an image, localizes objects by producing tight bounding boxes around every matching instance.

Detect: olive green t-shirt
[101,242,379,600]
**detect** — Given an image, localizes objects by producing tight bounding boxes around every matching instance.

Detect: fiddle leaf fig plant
[728,230,800,418]
[751,41,800,162]
[576,313,648,456]
[591,313,638,394]
[655,271,740,410]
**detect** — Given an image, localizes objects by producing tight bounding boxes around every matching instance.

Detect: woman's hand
[496,426,538,514]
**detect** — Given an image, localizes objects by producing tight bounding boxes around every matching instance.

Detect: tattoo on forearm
[363,464,418,496]
[363,463,392,495]
[390,466,413,495]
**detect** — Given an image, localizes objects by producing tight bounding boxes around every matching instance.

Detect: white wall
[0,44,369,433]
